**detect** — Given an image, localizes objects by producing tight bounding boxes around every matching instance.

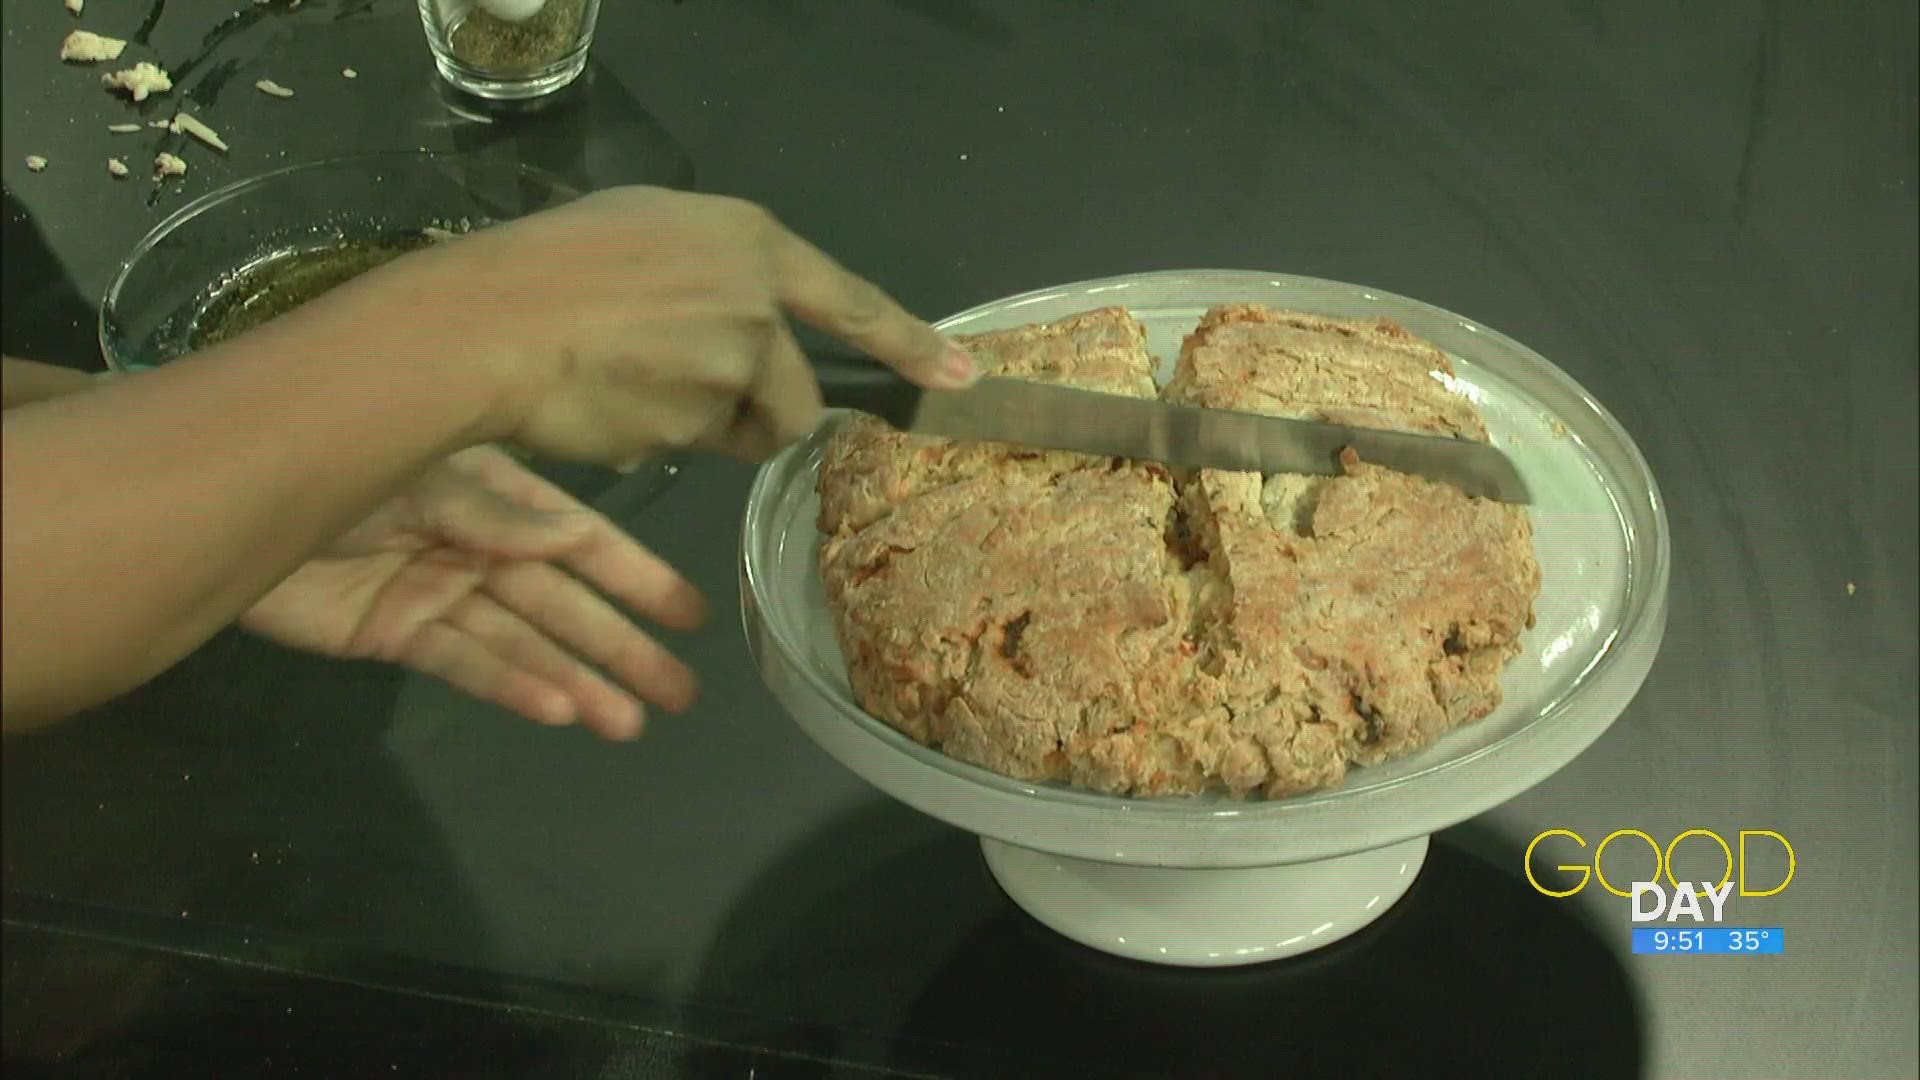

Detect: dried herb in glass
[450,0,589,76]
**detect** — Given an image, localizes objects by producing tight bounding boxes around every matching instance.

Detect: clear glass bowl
[742,271,1671,964]
[101,151,577,373]
[99,150,680,512]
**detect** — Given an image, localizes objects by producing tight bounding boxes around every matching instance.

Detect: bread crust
[816,304,1540,799]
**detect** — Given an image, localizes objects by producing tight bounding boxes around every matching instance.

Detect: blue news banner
[1631,928,1784,955]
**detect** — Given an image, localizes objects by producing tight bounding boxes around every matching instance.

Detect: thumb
[428,483,596,560]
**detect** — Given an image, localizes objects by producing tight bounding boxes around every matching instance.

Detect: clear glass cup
[416,0,601,101]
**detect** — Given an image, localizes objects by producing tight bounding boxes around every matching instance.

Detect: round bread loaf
[816,305,1539,799]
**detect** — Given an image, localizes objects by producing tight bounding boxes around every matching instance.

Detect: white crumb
[103,61,173,101]
[25,155,48,172]
[148,119,170,128]
[66,0,83,14]
[60,29,126,62]
[958,152,969,160]
[107,122,143,133]
[420,225,460,243]
[169,111,229,152]
[1846,581,1857,596]
[154,151,187,177]
[107,157,129,177]
[255,78,294,98]
[342,67,357,79]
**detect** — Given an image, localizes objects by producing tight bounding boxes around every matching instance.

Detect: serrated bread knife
[810,350,1532,504]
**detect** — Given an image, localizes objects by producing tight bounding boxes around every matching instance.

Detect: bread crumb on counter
[60,30,126,62]
[154,152,187,177]
[25,155,49,172]
[103,61,172,101]
[107,157,129,177]
[255,78,294,98]
[341,67,357,79]
[66,0,83,14]
[1846,581,1857,596]
[169,112,229,152]
[148,119,170,128]
[107,122,143,133]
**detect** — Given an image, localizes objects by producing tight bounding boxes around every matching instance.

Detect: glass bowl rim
[98,149,581,373]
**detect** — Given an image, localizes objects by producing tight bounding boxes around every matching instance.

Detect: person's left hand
[239,445,706,739]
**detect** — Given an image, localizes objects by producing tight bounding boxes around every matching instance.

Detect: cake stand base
[981,834,1428,967]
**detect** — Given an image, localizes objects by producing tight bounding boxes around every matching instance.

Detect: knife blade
[811,349,1532,504]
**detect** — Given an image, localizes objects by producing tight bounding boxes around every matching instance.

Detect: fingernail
[940,341,979,387]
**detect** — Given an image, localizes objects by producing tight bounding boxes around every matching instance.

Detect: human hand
[324,185,975,467]
[238,445,704,738]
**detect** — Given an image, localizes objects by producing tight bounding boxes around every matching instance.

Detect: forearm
[0,306,515,729]
[2,357,98,409]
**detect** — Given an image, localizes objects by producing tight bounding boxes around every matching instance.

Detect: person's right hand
[317,186,978,467]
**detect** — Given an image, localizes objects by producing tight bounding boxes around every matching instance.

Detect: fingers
[446,593,646,739]
[736,319,821,450]
[426,473,595,562]
[765,227,977,390]
[390,451,708,738]
[401,622,580,729]
[485,561,701,715]
[707,405,784,464]
[451,449,709,632]
[558,521,709,633]
[451,445,590,513]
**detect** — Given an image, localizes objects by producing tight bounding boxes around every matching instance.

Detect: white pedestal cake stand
[743,270,1669,967]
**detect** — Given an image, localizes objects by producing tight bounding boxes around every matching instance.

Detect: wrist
[273,264,543,452]
[327,249,558,451]
[470,337,560,451]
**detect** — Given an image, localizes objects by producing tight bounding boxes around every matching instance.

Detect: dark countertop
[4,2,1915,1077]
